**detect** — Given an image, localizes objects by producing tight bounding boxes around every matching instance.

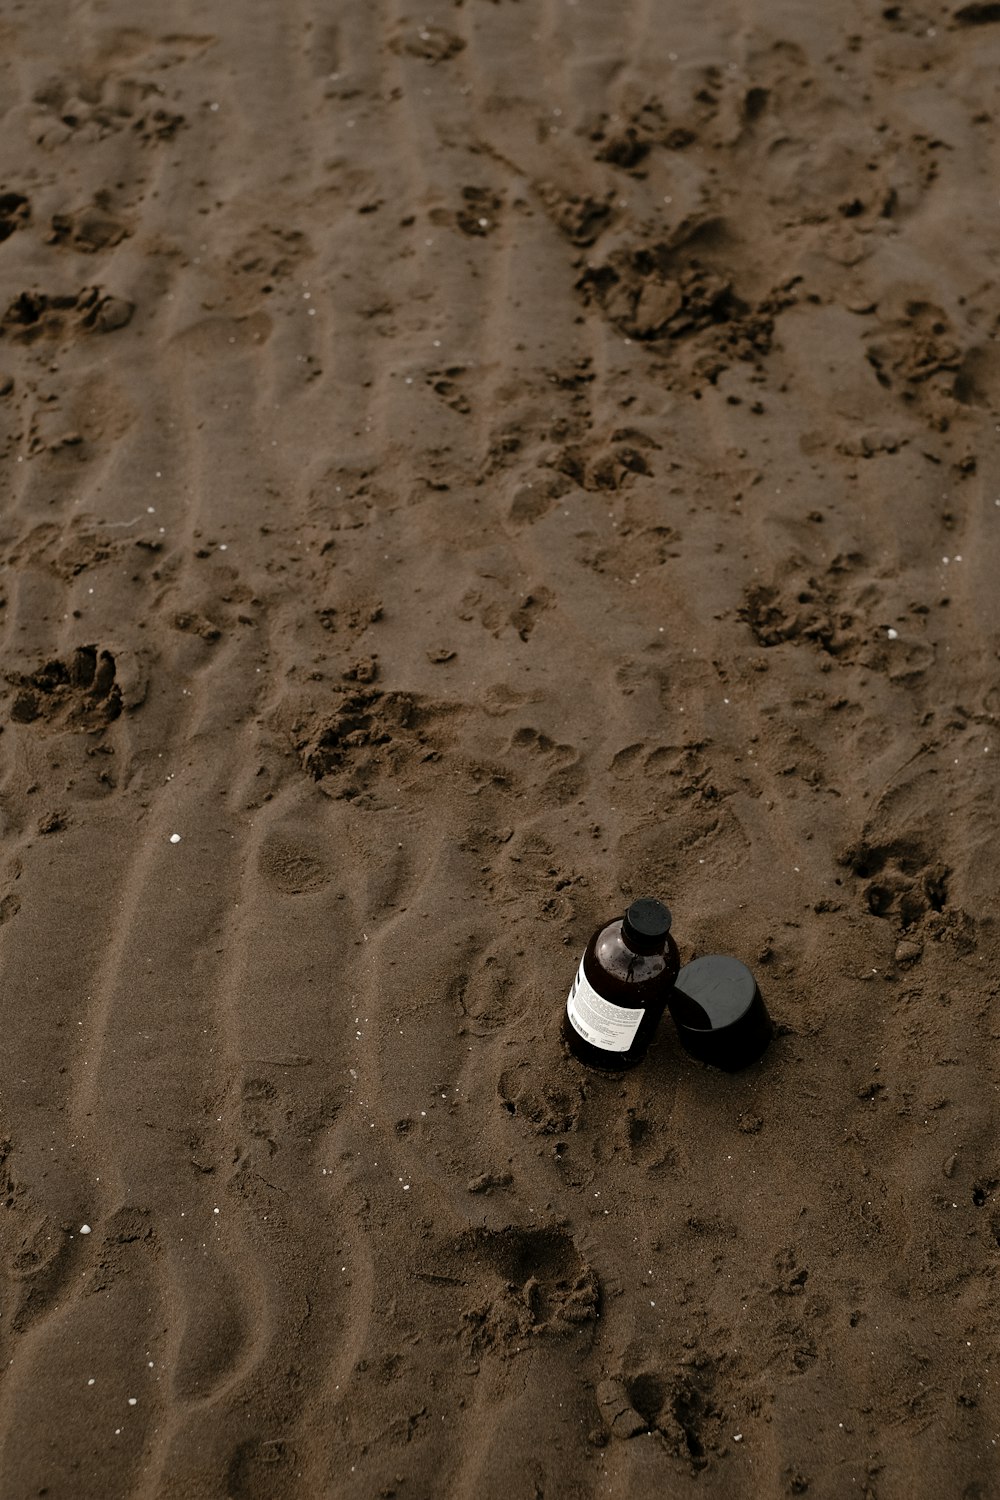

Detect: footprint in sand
[9,645,123,732]
[1,286,134,344]
[294,687,463,806]
[597,1363,727,1470]
[425,1225,599,1356]
[497,1063,584,1136]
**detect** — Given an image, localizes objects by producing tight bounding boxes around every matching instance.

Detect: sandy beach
[2,3,999,1496]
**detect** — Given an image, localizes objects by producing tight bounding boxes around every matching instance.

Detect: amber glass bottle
[562,898,681,1070]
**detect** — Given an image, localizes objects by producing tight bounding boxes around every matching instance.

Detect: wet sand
[1,3,1000,1497]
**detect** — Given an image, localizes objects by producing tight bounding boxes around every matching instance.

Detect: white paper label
[566,958,645,1053]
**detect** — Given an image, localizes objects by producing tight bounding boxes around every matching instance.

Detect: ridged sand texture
[1,2,1000,1497]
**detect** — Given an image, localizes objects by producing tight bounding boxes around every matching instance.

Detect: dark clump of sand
[1,4,999,1497]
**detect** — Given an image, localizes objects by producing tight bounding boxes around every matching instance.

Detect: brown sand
[1,3,999,1496]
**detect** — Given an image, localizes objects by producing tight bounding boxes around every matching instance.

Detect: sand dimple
[257,834,330,895]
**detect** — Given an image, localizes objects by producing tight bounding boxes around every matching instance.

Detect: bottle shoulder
[587,919,679,991]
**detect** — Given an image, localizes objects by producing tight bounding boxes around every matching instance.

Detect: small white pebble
[887,628,898,640]
[128,1398,137,1406]
[80,1224,91,1235]
[734,1433,743,1442]
[88,1378,95,1386]
[169,834,181,844]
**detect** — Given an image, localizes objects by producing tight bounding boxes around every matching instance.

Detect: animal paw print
[590,98,693,170]
[454,1225,599,1354]
[47,202,130,254]
[33,73,185,145]
[740,569,860,655]
[842,836,949,930]
[576,222,791,389]
[537,182,613,246]
[547,433,654,492]
[9,645,122,732]
[426,365,471,414]
[458,582,553,640]
[498,1066,583,1135]
[296,688,454,805]
[509,725,583,807]
[597,1367,724,1470]
[1,286,133,344]
[578,251,731,342]
[865,295,963,429]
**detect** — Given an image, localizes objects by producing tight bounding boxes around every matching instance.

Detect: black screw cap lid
[623,898,672,945]
[669,954,773,1072]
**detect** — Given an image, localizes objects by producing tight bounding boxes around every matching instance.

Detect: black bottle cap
[622,898,672,946]
[668,954,772,1072]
